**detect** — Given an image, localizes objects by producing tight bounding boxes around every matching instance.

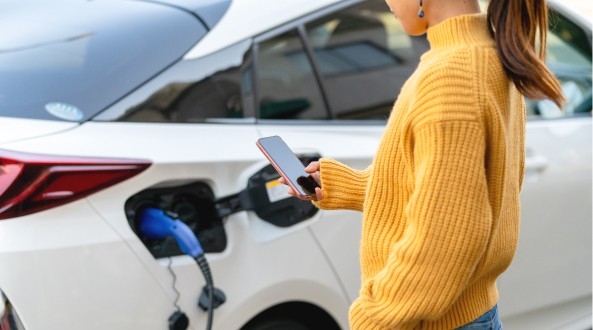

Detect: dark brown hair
[487,0,565,108]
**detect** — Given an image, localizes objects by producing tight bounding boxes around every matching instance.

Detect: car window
[0,1,206,122]
[532,9,592,119]
[97,40,255,122]
[255,29,330,120]
[304,0,429,120]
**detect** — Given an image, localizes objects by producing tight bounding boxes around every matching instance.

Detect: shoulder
[417,45,499,86]
[406,46,500,126]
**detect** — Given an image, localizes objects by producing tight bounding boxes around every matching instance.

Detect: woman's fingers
[305,161,320,173]
[314,187,324,200]
[278,161,324,201]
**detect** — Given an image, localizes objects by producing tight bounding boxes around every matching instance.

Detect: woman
[281,0,564,329]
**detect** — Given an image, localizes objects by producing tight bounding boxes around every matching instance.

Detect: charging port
[125,181,226,258]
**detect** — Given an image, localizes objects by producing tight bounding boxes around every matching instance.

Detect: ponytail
[487,0,565,108]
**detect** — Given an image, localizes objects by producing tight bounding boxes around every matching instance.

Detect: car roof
[185,0,343,59]
[548,0,592,26]
[138,0,232,29]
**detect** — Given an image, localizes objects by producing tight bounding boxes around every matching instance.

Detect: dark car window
[305,0,429,120]
[255,29,330,120]
[0,1,206,122]
[530,9,592,119]
[95,40,255,122]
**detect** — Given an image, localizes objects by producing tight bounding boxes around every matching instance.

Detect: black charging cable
[138,207,225,330]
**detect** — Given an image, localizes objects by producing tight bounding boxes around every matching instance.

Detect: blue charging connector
[138,207,224,330]
[139,207,204,258]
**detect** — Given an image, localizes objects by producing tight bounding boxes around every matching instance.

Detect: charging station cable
[138,207,225,330]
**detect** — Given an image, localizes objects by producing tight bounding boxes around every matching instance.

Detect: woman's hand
[279,161,324,201]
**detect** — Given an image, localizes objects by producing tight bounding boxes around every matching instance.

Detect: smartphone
[256,135,320,199]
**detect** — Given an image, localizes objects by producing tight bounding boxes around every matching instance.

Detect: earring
[418,0,425,18]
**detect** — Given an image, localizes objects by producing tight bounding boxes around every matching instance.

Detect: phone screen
[256,136,320,198]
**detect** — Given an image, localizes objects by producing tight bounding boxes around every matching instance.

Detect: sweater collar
[426,13,493,48]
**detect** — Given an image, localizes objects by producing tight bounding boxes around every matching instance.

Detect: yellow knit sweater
[313,14,526,329]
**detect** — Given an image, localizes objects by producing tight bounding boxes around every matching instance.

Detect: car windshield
[0,1,206,122]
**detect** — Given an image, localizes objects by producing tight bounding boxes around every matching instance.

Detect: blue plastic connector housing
[138,207,204,258]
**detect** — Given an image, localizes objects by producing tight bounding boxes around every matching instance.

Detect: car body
[0,0,590,329]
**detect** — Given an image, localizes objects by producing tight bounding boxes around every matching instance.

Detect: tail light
[0,149,151,220]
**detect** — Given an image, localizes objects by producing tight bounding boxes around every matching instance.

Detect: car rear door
[253,0,430,302]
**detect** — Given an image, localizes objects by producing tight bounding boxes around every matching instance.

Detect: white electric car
[0,0,590,329]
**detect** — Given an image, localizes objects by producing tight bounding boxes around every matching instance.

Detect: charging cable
[138,207,225,330]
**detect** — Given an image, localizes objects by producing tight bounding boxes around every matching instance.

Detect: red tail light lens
[0,149,151,220]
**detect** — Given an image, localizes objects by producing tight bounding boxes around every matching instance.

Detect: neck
[426,14,492,49]
[425,0,482,28]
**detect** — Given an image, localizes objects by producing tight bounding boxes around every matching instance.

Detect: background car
[0,0,590,329]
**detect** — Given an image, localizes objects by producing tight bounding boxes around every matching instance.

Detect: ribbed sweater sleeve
[313,158,372,211]
[350,118,492,329]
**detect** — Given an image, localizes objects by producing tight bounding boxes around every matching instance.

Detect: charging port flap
[228,153,320,227]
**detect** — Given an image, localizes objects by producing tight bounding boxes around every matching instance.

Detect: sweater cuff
[312,158,369,211]
[348,282,420,330]
[349,293,419,330]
